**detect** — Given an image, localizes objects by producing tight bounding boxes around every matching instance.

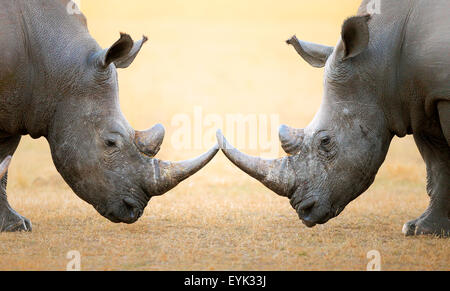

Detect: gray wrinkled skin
[218,0,450,236]
[0,0,218,231]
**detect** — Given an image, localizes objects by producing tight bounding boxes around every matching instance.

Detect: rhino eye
[321,136,331,146]
[105,139,117,147]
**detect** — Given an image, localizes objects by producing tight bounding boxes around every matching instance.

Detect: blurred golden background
[85,0,360,143]
[1,0,447,270]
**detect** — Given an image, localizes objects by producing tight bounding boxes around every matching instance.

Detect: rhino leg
[437,101,450,146]
[0,136,32,232]
[403,130,450,237]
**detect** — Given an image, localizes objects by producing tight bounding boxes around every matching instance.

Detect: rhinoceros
[0,0,218,232]
[217,0,450,236]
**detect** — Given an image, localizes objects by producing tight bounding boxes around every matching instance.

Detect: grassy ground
[0,0,448,270]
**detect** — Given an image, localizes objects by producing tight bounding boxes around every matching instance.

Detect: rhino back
[0,0,98,138]
[359,0,449,91]
[357,0,449,136]
[403,1,450,102]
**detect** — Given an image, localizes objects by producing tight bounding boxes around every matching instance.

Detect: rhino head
[47,34,218,224]
[217,15,393,227]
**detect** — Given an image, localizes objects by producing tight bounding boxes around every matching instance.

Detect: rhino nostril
[297,196,317,214]
[123,197,142,220]
[123,197,138,208]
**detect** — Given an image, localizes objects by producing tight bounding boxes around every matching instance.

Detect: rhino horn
[216,130,296,197]
[148,145,220,196]
[279,124,305,155]
[0,156,12,180]
[134,123,166,157]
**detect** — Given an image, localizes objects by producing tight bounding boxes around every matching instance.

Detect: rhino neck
[17,0,100,139]
[357,0,418,138]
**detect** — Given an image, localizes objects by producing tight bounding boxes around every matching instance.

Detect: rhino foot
[0,205,32,232]
[402,218,419,236]
[403,215,450,237]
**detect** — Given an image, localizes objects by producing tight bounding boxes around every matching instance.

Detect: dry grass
[0,0,448,271]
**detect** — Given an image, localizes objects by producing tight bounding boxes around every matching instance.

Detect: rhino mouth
[291,194,335,228]
[297,202,345,228]
[95,195,145,224]
[297,209,332,228]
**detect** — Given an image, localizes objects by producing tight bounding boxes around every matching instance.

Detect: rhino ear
[99,33,148,69]
[340,14,371,60]
[286,35,334,68]
[113,35,148,69]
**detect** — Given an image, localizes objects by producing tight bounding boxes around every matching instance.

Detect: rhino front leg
[403,132,450,237]
[0,136,31,232]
